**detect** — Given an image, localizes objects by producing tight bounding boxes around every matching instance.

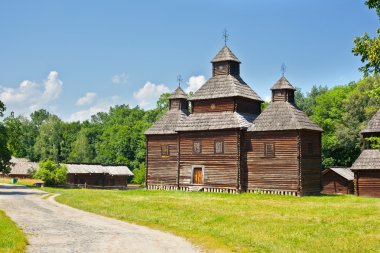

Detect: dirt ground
[0,184,200,253]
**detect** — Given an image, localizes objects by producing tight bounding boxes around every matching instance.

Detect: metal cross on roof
[177,74,183,87]
[223,29,229,45]
[281,63,287,76]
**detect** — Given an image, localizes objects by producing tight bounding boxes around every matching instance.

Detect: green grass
[0,177,42,187]
[43,188,380,253]
[0,210,27,253]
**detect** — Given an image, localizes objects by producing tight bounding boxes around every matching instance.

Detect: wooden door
[193,168,203,184]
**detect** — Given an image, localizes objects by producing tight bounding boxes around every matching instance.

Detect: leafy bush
[33,160,67,186]
[131,163,145,185]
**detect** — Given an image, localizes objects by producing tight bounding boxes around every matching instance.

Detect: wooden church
[145,44,323,196]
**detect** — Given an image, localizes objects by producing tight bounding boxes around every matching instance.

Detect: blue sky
[0,0,378,121]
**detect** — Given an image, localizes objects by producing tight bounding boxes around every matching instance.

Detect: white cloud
[69,96,120,122]
[133,81,169,109]
[43,71,62,101]
[0,71,63,116]
[76,92,97,106]
[185,75,206,93]
[264,96,271,102]
[111,73,128,84]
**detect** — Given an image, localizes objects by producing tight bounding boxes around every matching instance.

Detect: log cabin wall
[321,171,353,194]
[146,134,179,186]
[193,98,235,113]
[245,131,300,193]
[299,130,322,195]
[235,97,261,115]
[179,130,239,189]
[212,61,239,76]
[354,170,380,197]
[67,174,127,187]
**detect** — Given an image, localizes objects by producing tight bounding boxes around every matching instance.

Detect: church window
[264,143,275,157]
[214,140,224,154]
[161,145,169,157]
[193,141,202,154]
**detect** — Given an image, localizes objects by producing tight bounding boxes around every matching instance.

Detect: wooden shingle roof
[351,149,380,171]
[271,76,296,90]
[189,75,263,101]
[168,87,188,100]
[248,101,322,132]
[176,111,257,131]
[145,109,189,135]
[9,157,38,175]
[323,167,354,180]
[361,109,380,134]
[211,45,241,63]
[66,164,133,176]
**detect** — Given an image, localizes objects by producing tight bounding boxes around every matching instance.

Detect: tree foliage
[352,0,380,76]
[0,101,11,174]
[33,160,67,186]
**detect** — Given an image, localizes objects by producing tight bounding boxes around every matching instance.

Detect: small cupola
[271,76,296,103]
[211,45,241,77]
[168,86,188,111]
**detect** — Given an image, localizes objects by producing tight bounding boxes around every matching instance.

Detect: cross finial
[281,63,287,76]
[177,74,183,87]
[222,28,229,45]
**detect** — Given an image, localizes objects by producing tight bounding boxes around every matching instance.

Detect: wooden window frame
[214,140,224,154]
[161,145,169,158]
[264,143,275,157]
[193,140,202,154]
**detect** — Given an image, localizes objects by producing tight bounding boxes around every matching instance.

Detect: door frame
[191,165,205,185]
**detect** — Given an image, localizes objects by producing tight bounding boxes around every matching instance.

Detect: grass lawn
[0,177,42,187]
[0,210,27,253]
[42,188,380,253]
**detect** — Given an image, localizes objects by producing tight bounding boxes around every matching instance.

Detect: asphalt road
[0,184,200,253]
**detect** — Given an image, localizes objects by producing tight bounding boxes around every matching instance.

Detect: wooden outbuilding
[66,164,134,188]
[145,44,323,195]
[8,157,38,178]
[351,109,380,198]
[321,167,354,194]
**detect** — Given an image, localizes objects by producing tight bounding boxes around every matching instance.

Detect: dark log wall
[179,130,239,188]
[67,174,127,186]
[322,170,353,194]
[212,61,239,76]
[193,98,235,113]
[235,97,261,115]
[245,131,300,192]
[146,135,179,186]
[300,130,322,195]
[354,170,380,197]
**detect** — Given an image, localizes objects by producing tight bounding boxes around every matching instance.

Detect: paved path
[0,184,200,253]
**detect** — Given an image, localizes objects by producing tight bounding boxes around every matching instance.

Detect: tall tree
[0,101,11,173]
[33,115,63,162]
[352,0,380,76]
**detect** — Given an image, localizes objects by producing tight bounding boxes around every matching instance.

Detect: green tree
[33,160,67,186]
[295,85,328,116]
[0,101,11,173]
[34,115,63,162]
[68,128,94,163]
[352,0,380,76]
